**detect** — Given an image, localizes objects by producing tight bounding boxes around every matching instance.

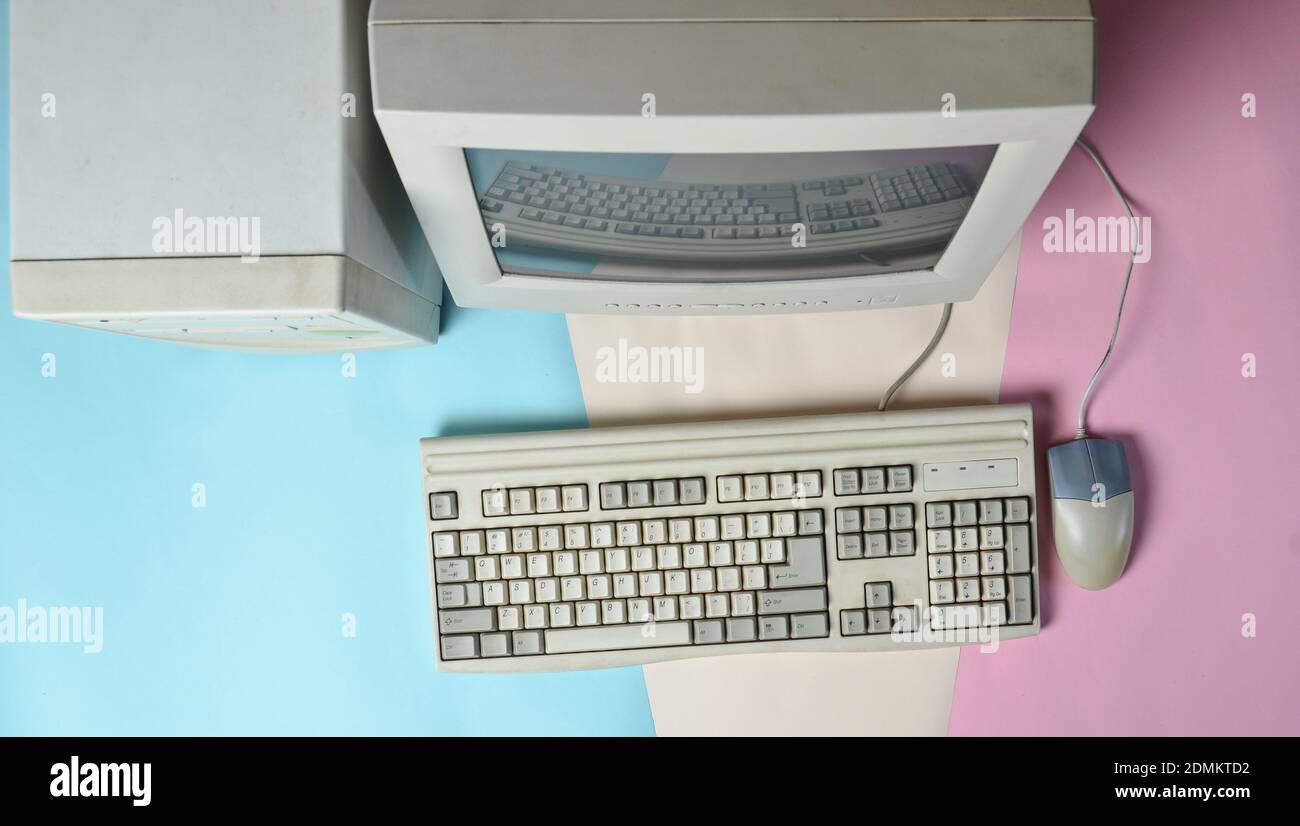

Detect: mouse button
[1046,440,1096,501]
[1085,438,1132,498]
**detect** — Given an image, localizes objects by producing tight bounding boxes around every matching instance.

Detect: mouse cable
[878,301,953,411]
[1073,137,1140,439]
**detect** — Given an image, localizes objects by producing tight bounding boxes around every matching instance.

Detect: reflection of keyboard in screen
[478,161,973,263]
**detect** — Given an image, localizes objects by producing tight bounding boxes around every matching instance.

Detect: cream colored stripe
[566,234,1021,735]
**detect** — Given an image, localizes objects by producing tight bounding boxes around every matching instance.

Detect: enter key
[768,537,826,589]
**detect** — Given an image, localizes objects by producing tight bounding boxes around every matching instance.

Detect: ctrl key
[440,635,478,660]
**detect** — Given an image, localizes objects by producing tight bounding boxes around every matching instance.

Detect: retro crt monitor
[369,0,1095,316]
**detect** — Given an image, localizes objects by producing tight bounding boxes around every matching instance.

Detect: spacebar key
[546,622,692,654]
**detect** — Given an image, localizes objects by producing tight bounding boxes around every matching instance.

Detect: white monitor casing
[369,0,1095,316]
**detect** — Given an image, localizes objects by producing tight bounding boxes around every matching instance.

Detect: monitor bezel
[380,106,1091,314]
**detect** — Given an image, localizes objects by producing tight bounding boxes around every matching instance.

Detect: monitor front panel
[466,147,997,285]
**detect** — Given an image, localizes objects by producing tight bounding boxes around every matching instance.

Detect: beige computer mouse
[1046,437,1134,590]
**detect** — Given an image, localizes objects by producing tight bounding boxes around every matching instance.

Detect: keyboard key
[837,533,863,559]
[982,577,1007,601]
[441,635,477,660]
[694,620,725,644]
[626,481,651,507]
[979,500,1004,524]
[538,527,561,551]
[865,533,889,558]
[956,578,980,602]
[791,613,830,639]
[980,526,1005,549]
[929,579,955,604]
[509,489,534,515]
[435,559,470,583]
[432,532,458,557]
[757,587,827,615]
[680,477,706,505]
[981,551,1005,575]
[887,466,913,492]
[864,507,888,531]
[759,616,790,640]
[1005,497,1031,523]
[930,605,980,630]
[523,605,548,629]
[836,507,862,533]
[768,537,826,588]
[833,469,860,495]
[513,631,543,655]
[1009,576,1034,624]
[436,584,468,608]
[726,617,757,642]
[653,480,679,506]
[482,489,507,517]
[928,528,954,553]
[760,538,786,563]
[841,610,867,636]
[730,592,756,616]
[535,487,560,513]
[717,476,743,502]
[601,600,626,624]
[889,504,914,530]
[429,492,458,520]
[889,531,915,556]
[796,471,822,498]
[771,473,795,499]
[929,554,954,578]
[480,633,510,657]
[545,622,691,654]
[1007,525,1033,573]
[797,510,823,535]
[575,602,599,626]
[562,485,588,512]
[862,468,887,493]
[600,483,627,509]
[956,552,980,576]
[439,608,495,634]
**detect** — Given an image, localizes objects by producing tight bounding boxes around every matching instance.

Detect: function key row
[482,484,589,518]
[717,470,822,503]
[599,477,706,510]
[832,465,913,496]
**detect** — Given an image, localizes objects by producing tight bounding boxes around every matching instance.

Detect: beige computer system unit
[9,0,442,350]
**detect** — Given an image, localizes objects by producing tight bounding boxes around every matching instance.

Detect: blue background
[0,5,655,736]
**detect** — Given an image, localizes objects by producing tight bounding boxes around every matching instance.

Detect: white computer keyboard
[478,161,972,263]
[420,405,1040,672]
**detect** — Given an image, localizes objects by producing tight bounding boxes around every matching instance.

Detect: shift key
[439,608,495,634]
[768,537,826,588]
[757,587,827,615]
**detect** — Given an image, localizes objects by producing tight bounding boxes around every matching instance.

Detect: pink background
[949,0,1300,735]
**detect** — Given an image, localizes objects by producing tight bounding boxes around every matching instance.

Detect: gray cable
[878,302,953,411]
[1073,137,1140,439]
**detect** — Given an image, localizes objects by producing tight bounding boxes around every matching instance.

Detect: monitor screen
[467,146,997,283]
